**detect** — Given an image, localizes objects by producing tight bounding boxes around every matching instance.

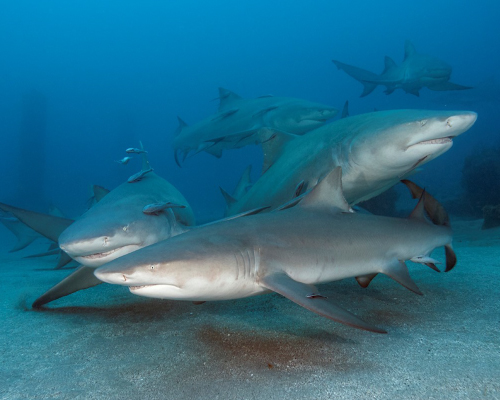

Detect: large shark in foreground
[333,40,471,97]
[173,88,338,165]
[95,167,456,333]
[225,109,477,216]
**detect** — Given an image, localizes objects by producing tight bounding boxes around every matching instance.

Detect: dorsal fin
[0,202,73,243]
[383,56,397,73]
[233,165,252,200]
[174,116,188,137]
[404,40,417,60]
[93,185,109,202]
[341,100,349,118]
[218,87,242,111]
[299,167,350,213]
[261,131,296,174]
[219,187,237,206]
[409,190,429,222]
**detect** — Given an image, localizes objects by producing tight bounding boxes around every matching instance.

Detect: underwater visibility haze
[0,1,499,399]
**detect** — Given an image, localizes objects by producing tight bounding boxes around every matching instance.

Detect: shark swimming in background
[223,109,477,216]
[332,40,471,97]
[95,167,456,333]
[173,87,338,165]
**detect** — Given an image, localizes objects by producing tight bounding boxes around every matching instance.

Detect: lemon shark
[224,109,477,216]
[0,169,195,307]
[333,40,471,97]
[95,167,456,333]
[173,88,338,165]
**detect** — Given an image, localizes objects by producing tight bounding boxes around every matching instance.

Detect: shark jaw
[69,244,143,267]
[59,236,144,268]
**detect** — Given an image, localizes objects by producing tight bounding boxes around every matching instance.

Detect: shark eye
[150,265,155,270]
[420,120,427,127]
[122,225,128,232]
[446,119,452,128]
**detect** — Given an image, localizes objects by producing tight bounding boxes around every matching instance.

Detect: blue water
[0,0,498,218]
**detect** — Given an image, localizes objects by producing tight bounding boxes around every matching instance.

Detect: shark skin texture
[173,87,338,165]
[333,40,471,97]
[95,167,456,334]
[223,109,477,216]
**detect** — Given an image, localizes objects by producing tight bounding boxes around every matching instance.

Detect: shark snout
[94,266,130,285]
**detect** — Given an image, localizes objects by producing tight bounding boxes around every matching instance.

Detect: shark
[224,109,477,216]
[333,40,471,97]
[173,87,338,165]
[0,163,196,307]
[94,167,456,333]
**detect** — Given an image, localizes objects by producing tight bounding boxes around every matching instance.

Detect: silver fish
[143,202,186,215]
[126,148,148,154]
[116,156,133,164]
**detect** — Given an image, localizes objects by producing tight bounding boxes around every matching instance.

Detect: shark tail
[0,216,40,252]
[332,60,379,97]
[401,179,457,272]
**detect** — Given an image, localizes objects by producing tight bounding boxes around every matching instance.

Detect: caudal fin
[332,60,379,97]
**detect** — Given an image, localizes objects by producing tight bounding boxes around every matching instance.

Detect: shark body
[225,109,477,216]
[95,168,455,333]
[173,88,337,165]
[333,41,471,97]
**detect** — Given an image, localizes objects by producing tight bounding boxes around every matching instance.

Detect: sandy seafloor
[0,219,499,400]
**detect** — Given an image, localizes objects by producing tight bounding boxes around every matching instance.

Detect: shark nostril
[123,274,127,282]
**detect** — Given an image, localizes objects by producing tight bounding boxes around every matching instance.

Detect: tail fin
[332,60,379,97]
[401,180,456,272]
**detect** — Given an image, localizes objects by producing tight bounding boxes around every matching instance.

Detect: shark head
[94,229,256,300]
[342,110,477,201]
[263,100,338,134]
[407,54,452,83]
[59,174,193,267]
[59,207,178,268]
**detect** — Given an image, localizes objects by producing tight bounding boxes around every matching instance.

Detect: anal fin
[381,260,422,295]
[355,273,378,288]
[260,272,386,333]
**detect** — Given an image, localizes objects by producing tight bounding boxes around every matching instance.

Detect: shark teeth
[417,137,453,145]
[81,248,119,259]
[129,285,151,290]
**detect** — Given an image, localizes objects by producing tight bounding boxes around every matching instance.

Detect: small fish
[128,168,153,183]
[306,293,327,299]
[126,148,148,154]
[143,202,186,215]
[115,157,133,165]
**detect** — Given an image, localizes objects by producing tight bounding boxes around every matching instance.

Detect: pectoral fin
[32,266,103,308]
[260,272,386,333]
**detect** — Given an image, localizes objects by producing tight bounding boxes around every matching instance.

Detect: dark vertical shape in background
[15,89,47,209]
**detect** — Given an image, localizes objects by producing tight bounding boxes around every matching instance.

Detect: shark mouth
[77,244,139,260]
[406,136,454,150]
[129,285,154,291]
[80,248,120,260]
